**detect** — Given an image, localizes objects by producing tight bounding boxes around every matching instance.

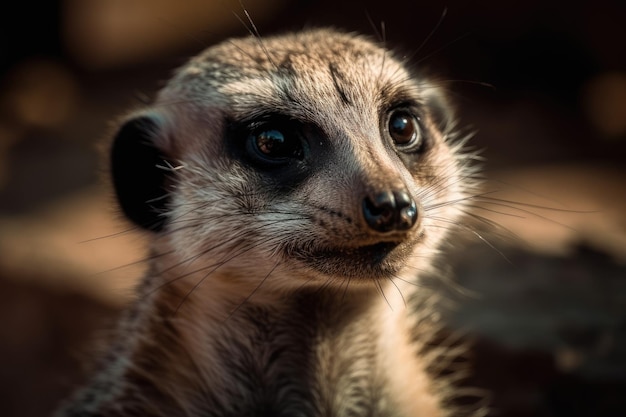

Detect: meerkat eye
[246,127,304,166]
[387,109,422,152]
[256,129,286,155]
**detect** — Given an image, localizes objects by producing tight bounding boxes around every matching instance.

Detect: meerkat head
[110,29,474,291]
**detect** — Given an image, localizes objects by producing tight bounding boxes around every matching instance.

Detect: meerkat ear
[422,84,455,135]
[110,113,174,232]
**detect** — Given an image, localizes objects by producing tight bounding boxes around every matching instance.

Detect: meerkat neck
[125,270,395,411]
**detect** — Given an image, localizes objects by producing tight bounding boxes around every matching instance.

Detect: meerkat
[56,28,485,417]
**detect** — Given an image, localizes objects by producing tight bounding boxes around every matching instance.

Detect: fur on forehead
[196,28,391,74]
[160,28,424,120]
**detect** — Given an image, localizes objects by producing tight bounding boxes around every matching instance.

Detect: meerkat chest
[190,299,401,417]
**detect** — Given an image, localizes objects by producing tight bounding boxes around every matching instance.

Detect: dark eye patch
[226,113,329,192]
[245,123,305,167]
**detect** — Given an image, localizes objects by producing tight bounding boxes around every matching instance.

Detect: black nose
[362,190,418,233]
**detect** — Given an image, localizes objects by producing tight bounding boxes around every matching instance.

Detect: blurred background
[0,0,624,416]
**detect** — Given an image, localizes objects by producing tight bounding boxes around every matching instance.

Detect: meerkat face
[110,29,473,290]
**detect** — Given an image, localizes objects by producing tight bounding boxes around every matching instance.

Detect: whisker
[92,250,175,277]
[475,195,596,214]
[415,32,471,66]
[173,240,264,314]
[472,197,585,232]
[225,259,281,322]
[387,276,408,308]
[429,215,513,264]
[340,274,353,303]
[78,225,141,243]
[461,210,524,243]
[374,275,393,311]
[235,0,277,70]
[412,7,448,62]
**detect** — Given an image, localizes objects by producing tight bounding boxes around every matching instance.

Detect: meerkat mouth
[344,242,401,262]
[291,240,414,279]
